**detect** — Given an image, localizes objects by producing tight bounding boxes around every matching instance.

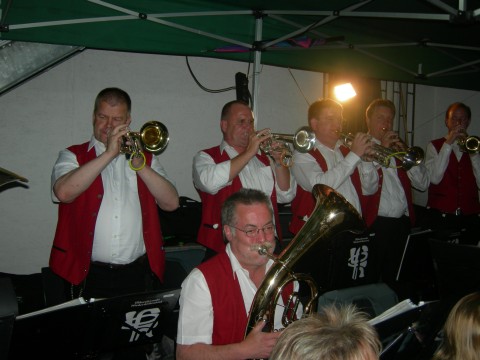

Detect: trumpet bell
[140,121,169,154]
[293,126,316,153]
[458,135,480,153]
[402,146,424,170]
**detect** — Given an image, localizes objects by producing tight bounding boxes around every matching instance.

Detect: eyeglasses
[229,224,275,238]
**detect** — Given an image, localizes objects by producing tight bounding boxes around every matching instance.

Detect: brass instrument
[338,132,424,170]
[120,121,169,170]
[260,126,316,167]
[245,184,365,343]
[457,135,480,153]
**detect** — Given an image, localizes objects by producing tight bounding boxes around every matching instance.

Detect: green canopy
[1,0,479,90]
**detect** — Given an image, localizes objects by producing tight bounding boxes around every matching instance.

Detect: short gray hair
[221,189,273,239]
[270,304,382,360]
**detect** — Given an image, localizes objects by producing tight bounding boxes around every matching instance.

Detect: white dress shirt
[193,140,296,204]
[51,135,174,264]
[291,140,378,215]
[372,139,429,218]
[177,243,300,345]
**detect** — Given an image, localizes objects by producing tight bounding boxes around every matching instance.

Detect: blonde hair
[433,292,480,360]
[270,304,381,360]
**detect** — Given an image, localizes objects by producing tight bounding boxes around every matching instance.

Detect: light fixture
[333,82,356,102]
[0,41,83,96]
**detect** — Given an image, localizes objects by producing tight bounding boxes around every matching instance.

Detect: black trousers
[419,208,480,246]
[66,256,164,360]
[369,215,411,297]
[68,255,162,300]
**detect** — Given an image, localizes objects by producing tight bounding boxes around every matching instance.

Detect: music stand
[0,167,28,187]
[370,300,439,360]
[395,229,438,301]
[8,288,180,360]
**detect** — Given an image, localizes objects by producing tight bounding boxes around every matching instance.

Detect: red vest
[49,142,166,285]
[427,138,480,215]
[196,146,282,253]
[198,252,247,345]
[289,146,365,234]
[198,252,295,344]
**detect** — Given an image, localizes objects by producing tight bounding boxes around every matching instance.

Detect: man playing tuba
[176,189,301,360]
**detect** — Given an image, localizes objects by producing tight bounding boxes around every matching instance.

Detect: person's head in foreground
[270,304,382,360]
[432,291,480,360]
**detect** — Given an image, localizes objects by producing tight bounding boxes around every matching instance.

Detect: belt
[439,209,462,217]
[91,254,147,270]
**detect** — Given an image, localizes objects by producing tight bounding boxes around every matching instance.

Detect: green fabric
[1,0,479,90]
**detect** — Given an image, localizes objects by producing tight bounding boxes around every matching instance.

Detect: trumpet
[120,121,169,170]
[260,126,316,167]
[338,132,424,170]
[457,135,480,153]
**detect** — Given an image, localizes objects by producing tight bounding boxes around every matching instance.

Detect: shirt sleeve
[192,150,231,194]
[274,168,297,203]
[469,153,480,188]
[407,163,430,191]
[176,268,214,345]
[358,161,379,195]
[425,141,451,185]
[51,148,79,202]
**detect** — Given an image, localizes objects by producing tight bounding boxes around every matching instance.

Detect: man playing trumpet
[423,102,480,245]
[193,100,296,259]
[364,98,429,297]
[289,98,378,235]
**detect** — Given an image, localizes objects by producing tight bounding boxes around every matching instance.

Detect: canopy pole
[252,13,263,127]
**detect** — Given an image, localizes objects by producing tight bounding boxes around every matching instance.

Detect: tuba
[245,184,365,343]
[120,121,169,170]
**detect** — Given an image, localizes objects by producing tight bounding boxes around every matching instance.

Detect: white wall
[1,48,479,275]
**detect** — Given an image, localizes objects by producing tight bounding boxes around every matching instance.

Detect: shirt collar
[220,139,261,156]
[220,139,233,155]
[225,243,274,280]
[316,139,342,152]
[88,135,106,153]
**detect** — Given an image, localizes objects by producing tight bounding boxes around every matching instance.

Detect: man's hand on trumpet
[446,123,467,145]
[244,128,270,158]
[380,129,408,152]
[349,132,375,161]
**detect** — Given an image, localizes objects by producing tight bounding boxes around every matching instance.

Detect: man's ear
[223,224,233,242]
[220,119,227,133]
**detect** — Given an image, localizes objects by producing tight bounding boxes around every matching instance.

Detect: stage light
[0,41,83,95]
[333,82,356,102]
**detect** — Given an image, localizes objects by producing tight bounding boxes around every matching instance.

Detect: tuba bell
[120,121,169,170]
[245,184,365,350]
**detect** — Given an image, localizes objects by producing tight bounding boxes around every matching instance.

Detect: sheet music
[16,297,94,319]
[368,299,420,326]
